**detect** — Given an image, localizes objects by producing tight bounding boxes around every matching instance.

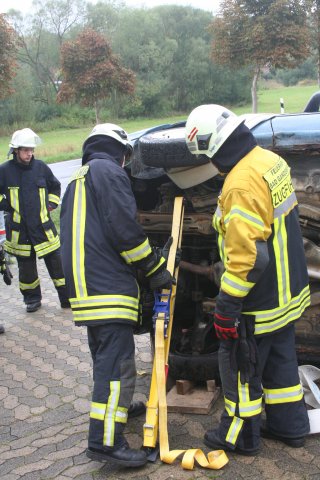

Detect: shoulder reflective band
[224,205,264,232]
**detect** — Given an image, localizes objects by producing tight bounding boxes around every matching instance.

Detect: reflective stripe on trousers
[217,323,309,452]
[87,323,136,449]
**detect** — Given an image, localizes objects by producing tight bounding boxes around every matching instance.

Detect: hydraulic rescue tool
[143,196,229,470]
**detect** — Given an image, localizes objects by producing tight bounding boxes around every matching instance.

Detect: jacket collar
[211,122,257,174]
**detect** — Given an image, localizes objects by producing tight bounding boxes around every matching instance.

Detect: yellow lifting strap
[143,196,229,470]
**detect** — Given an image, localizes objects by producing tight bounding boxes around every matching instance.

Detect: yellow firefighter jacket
[213,145,310,336]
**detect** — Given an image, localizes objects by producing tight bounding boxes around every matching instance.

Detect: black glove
[161,236,182,268]
[135,290,155,334]
[0,248,13,286]
[230,317,258,385]
[149,267,176,291]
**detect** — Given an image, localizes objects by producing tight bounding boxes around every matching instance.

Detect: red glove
[214,313,239,340]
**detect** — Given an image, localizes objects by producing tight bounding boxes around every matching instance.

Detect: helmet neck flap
[82,135,126,166]
[211,122,257,174]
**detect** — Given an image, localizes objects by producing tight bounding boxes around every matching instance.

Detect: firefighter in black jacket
[0,210,12,333]
[0,128,69,313]
[60,123,174,468]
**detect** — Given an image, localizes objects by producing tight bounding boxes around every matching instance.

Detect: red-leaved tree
[58,28,135,122]
[0,14,18,100]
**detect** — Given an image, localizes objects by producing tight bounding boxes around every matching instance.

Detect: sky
[0,0,220,15]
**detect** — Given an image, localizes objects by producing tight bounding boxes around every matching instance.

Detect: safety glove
[214,312,239,340]
[161,236,182,268]
[135,289,155,334]
[149,267,176,291]
[230,318,258,385]
[48,202,56,212]
[0,247,13,286]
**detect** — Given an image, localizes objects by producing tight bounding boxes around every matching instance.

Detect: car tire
[137,127,209,169]
[168,350,220,382]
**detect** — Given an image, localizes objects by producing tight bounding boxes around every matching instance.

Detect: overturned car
[127,112,320,382]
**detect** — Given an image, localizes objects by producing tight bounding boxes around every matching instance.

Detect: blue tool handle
[152,290,172,336]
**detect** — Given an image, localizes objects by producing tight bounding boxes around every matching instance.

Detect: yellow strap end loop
[161,448,229,470]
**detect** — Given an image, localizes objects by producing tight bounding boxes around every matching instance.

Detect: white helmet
[85,123,133,155]
[185,104,244,158]
[9,128,42,149]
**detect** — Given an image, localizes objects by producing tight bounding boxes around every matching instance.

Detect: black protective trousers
[87,323,136,450]
[16,248,69,305]
[217,323,310,452]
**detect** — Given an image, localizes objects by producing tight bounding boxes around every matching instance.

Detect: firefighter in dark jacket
[60,123,174,468]
[0,210,12,333]
[0,128,69,313]
[184,105,310,455]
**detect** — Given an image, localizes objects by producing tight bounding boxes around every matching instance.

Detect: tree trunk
[251,69,259,113]
[112,89,118,118]
[94,100,101,124]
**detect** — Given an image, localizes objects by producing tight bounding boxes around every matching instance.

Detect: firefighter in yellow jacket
[185,105,310,455]
[60,123,174,467]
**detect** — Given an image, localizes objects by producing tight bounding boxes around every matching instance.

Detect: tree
[8,0,85,104]
[58,28,135,122]
[33,0,86,45]
[85,0,123,36]
[210,0,310,112]
[0,14,18,100]
[305,0,320,86]
[111,5,251,116]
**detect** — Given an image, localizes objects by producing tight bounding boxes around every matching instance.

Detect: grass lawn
[50,206,61,234]
[257,83,318,114]
[0,83,318,164]
[230,83,319,115]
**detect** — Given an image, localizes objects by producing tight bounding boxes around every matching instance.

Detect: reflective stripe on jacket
[60,156,163,327]
[213,146,310,335]
[0,157,61,257]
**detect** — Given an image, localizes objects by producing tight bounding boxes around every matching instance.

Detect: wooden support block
[206,379,216,392]
[166,384,220,414]
[176,380,194,395]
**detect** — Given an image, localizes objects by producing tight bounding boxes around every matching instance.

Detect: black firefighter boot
[86,434,147,467]
[26,301,42,313]
[86,421,146,467]
[128,401,146,418]
[57,287,71,309]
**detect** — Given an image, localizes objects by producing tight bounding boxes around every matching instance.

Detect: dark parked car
[127,111,320,382]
